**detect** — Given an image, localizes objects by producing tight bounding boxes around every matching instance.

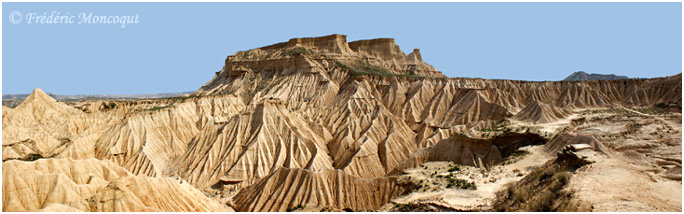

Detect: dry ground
[384,107,682,212]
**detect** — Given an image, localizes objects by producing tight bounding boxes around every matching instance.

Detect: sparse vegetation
[493,163,576,211]
[169,94,205,102]
[570,117,586,125]
[446,177,477,190]
[479,125,515,134]
[394,202,420,211]
[335,61,434,79]
[653,102,682,112]
[284,47,315,56]
[447,165,461,172]
[589,116,603,122]
[580,108,642,117]
[621,121,649,135]
[146,104,174,112]
[632,103,681,115]
[286,204,305,212]
[319,206,335,212]
[101,102,117,110]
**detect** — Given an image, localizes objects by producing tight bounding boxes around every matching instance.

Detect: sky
[2,2,682,95]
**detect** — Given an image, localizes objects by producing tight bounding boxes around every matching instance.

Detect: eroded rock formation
[232,167,408,212]
[513,100,573,124]
[2,34,681,212]
[2,158,231,212]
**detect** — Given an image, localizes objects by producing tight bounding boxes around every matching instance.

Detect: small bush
[555,172,571,185]
[286,204,304,212]
[447,165,461,172]
[536,168,556,181]
[527,190,555,211]
[557,199,577,212]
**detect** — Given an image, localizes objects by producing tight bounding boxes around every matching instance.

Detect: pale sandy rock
[36,203,84,212]
[570,155,681,212]
[2,158,128,212]
[2,88,88,160]
[513,100,573,124]
[170,99,333,188]
[231,167,408,212]
[2,158,230,212]
[85,176,232,212]
[315,80,417,178]
[3,88,248,181]
[65,95,244,177]
[544,133,608,154]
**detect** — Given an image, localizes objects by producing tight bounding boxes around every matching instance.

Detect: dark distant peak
[563,71,628,81]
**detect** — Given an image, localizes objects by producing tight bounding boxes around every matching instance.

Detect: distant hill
[2,91,192,107]
[3,91,192,100]
[563,71,628,81]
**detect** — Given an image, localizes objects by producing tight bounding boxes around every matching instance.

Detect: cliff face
[2,35,682,212]
[197,34,444,95]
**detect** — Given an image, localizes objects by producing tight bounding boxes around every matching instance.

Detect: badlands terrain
[2,34,682,212]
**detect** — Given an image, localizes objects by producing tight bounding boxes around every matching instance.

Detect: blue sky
[3,2,682,95]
